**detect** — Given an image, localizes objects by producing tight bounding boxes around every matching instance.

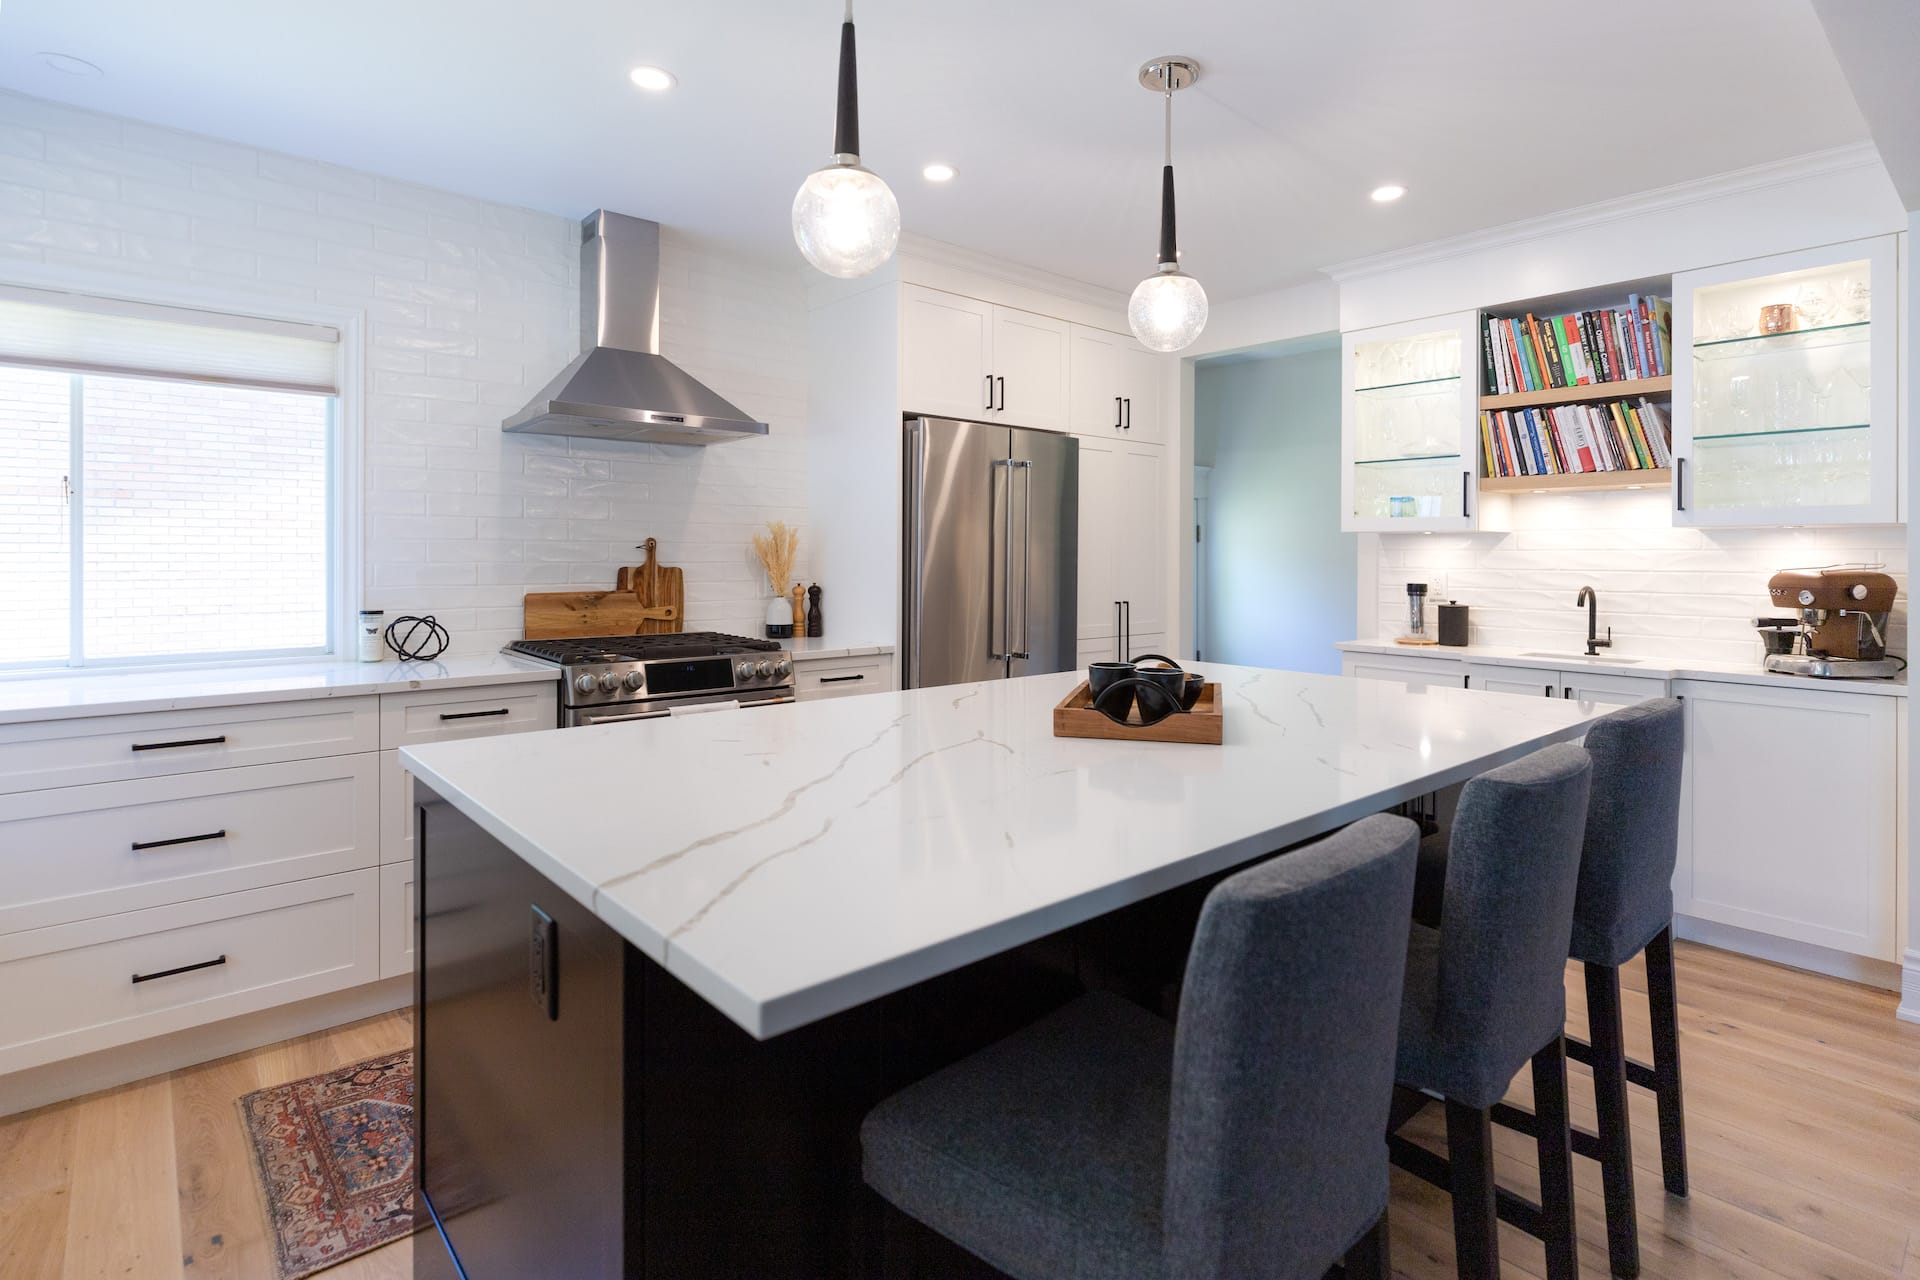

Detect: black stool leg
[1585,962,1641,1278]
[1530,1036,1580,1280]
[1644,926,1690,1197]
[1342,1208,1392,1280]
[1445,1101,1500,1280]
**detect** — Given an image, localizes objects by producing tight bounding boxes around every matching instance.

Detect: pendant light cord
[1157,68,1178,267]
[833,0,860,158]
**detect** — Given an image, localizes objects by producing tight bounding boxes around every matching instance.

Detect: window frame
[0,262,364,675]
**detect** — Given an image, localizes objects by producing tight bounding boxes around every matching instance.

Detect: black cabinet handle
[1544,684,1553,697]
[819,674,866,685]
[1564,687,1572,699]
[1675,456,1686,512]
[131,829,226,852]
[132,954,226,984]
[995,376,1005,411]
[985,374,993,411]
[1462,470,1470,518]
[131,735,226,753]
[1123,398,1131,429]
[1115,396,1122,430]
[439,708,510,721]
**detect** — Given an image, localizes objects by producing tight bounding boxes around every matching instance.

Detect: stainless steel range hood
[502,211,769,445]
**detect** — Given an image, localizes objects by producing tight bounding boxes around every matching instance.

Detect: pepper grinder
[806,583,823,638]
[790,583,807,634]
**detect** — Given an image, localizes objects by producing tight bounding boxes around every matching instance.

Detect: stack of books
[1482,297,1672,394]
[1481,398,1672,478]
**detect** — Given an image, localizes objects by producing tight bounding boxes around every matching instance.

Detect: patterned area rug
[239,1050,416,1280]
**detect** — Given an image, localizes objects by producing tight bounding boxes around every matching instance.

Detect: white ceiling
[0,0,1873,300]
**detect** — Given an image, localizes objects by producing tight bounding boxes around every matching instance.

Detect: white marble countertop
[401,662,1604,1040]
[0,653,560,725]
[1336,640,1909,697]
[778,638,895,662]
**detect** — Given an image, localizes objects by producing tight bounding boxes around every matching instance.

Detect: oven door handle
[576,694,794,726]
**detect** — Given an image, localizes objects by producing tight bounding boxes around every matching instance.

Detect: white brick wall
[1374,491,1908,664]
[0,90,811,659]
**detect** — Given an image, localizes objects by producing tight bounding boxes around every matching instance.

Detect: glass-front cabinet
[1671,236,1898,526]
[1340,311,1484,531]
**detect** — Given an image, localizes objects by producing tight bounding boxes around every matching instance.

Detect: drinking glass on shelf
[1772,376,1806,433]
[1727,373,1756,433]
[1804,366,1836,428]
[1842,358,1871,421]
[1792,281,1836,329]
[1838,276,1871,324]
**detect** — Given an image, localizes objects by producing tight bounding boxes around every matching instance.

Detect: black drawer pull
[131,735,227,752]
[819,674,866,685]
[439,708,510,721]
[132,954,227,984]
[132,829,226,852]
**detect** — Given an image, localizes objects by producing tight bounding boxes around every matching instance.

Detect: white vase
[765,594,794,639]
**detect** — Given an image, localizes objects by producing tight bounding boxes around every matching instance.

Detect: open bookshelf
[1480,374,1671,412]
[1480,467,1670,495]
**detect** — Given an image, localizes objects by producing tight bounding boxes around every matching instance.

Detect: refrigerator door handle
[988,459,1013,661]
[1009,460,1033,660]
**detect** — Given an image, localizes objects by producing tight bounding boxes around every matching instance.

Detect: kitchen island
[404,663,1606,1278]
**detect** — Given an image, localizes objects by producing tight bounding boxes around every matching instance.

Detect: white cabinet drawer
[379,681,557,749]
[0,869,380,1073]
[0,698,379,796]
[380,860,415,980]
[794,656,895,701]
[1340,652,1466,690]
[0,755,379,935]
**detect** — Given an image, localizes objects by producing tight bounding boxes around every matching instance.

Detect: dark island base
[413,783,1222,1279]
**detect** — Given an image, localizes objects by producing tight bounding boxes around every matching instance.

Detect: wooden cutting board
[523,538,686,639]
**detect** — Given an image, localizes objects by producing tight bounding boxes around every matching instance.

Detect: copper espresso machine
[1760,566,1901,679]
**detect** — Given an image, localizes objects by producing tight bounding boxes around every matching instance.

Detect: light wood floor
[1,944,1916,1279]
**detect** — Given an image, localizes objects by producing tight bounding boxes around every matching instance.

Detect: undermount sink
[1518,651,1643,666]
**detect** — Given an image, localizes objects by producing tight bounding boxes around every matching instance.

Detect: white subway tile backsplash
[1376,490,1907,662]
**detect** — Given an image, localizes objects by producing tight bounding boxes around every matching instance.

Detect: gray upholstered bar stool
[1389,742,1593,1280]
[860,813,1420,1280]
[1412,698,1687,1280]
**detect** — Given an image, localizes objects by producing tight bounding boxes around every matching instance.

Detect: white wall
[0,90,813,658]
[1193,344,1355,672]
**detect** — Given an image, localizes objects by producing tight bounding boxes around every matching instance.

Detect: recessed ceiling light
[628,65,676,92]
[37,52,103,77]
[922,163,957,183]
[1370,183,1407,203]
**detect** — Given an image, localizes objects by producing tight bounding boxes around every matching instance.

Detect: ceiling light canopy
[628,65,676,92]
[1127,57,1208,354]
[921,163,956,183]
[1370,183,1407,203]
[792,0,899,278]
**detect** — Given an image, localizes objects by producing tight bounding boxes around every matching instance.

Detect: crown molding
[1321,143,1888,284]
[896,232,1130,311]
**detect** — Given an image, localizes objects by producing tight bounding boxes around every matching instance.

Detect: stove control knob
[1850,583,1869,600]
[623,671,646,691]
[574,674,598,695]
[598,673,621,694]
[774,658,793,679]
[755,660,777,679]
[736,660,758,681]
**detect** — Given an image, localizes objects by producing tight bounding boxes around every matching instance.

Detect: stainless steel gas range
[506,632,795,727]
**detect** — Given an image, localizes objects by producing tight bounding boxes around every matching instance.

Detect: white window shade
[0,285,339,394]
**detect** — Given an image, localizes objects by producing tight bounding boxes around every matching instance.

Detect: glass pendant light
[792,0,900,278]
[1127,58,1208,353]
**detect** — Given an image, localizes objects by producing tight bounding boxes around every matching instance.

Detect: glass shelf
[1353,452,1461,467]
[1693,423,1868,444]
[1351,375,1461,397]
[1693,321,1869,361]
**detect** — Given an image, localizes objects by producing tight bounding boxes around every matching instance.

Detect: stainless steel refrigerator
[902,416,1078,688]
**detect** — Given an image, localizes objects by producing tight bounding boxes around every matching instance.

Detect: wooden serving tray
[1052,681,1223,745]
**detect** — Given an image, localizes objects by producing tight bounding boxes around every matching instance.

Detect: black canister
[1437,600,1470,647]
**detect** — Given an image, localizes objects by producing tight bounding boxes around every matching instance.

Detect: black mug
[1087,661,1136,721]
[1092,677,1182,727]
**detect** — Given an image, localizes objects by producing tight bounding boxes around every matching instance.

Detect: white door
[992,306,1071,431]
[1559,670,1669,707]
[901,285,996,420]
[1068,324,1125,436]
[1076,433,1120,647]
[1116,442,1167,638]
[1341,653,1466,690]
[1463,663,1558,698]
[1673,680,1896,959]
[1119,342,1164,443]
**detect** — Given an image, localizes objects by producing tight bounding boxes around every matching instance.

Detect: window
[0,287,341,669]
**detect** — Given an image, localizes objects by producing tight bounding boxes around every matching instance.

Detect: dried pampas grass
[751,521,799,596]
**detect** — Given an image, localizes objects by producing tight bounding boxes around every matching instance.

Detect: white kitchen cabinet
[1340,651,1467,690]
[379,861,415,981]
[1068,324,1163,443]
[1462,662,1669,707]
[1341,311,1488,532]
[992,306,1071,431]
[1464,662,1561,698]
[1076,434,1166,656]
[791,652,896,701]
[900,285,1069,430]
[1672,679,1897,960]
[900,285,996,420]
[1077,633,1170,670]
[1670,235,1899,526]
